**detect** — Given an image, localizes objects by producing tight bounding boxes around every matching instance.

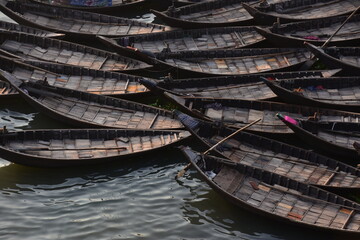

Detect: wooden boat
[176,111,360,190]
[242,0,360,25]
[0,54,150,99]
[278,115,360,161]
[255,14,360,47]
[0,30,152,73]
[263,76,360,113]
[157,96,360,135]
[27,0,149,15]
[0,19,64,38]
[180,146,360,236]
[305,43,360,76]
[0,80,17,98]
[1,70,183,130]
[144,48,312,77]
[0,128,191,167]
[140,70,340,100]
[97,26,265,61]
[0,0,173,40]
[150,0,256,29]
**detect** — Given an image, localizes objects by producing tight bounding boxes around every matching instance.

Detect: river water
[0,9,341,240]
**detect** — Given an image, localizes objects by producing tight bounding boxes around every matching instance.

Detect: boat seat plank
[214,165,244,194]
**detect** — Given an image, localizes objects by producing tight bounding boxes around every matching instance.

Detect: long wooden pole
[203,118,262,155]
[175,118,262,179]
[301,6,360,70]
[321,6,360,48]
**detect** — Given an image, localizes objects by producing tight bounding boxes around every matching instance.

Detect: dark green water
[0,9,346,240]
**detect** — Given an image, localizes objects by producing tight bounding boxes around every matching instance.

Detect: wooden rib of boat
[0,54,150,99]
[0,19,64,38]
[263,76,360,113]
[97,26,265,61]
[158,96,360,135]
[305,43,360,76]
[278,115,360,161]
[180,146,360,235]
[255,14,360,47]
[27,0,149,15]
[150,0,256,29]
[1,70,183,130]
[0,30,152,73]
[0,80,17,98]
[146,48,312,77]
[140,70,340,101]
[242,0,360,25]
[0,0,173,40]
[176,111,360,190]
[0,128,191,167]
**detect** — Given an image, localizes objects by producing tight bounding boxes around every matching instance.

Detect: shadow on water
[0,146,183,191]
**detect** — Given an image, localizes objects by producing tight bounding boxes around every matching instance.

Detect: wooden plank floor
[22,12,166,36]
[37,96,182,129]
[10,67,147,95]
[213,167,360,230]
[133,30,263,52]
[202,105,360,133]
[180,3,252,23]
[269,0,360,19]
[6,132,187,159]
[176,82,276,100]
[284,21,360,41]
[300,86,360,105]
[209,135,360,188]
[0,40,146,71]
[165,51,310,75]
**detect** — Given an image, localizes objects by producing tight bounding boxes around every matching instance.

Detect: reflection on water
[0,108,36,130]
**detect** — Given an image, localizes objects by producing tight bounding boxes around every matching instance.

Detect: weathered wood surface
[152,0,286,28]
[181,147,360,234]
[168,1,253,23]
[152,48,311,76]
[255,14,360,47]
[149,70,340,100]
[109,26,265,54]
[0,0,172,38]
[176,112,360,189]
[0,55,149,98]
[264,76,360,112]
[211,134,360,187]
[151,0,258,28]
[0,31,151,72]
[306,43,360,75]
[0,19,64,38]
[170,97,360,134]
[244,0,360,25]
[2,70,183,130]
[0,128,191,167]
[279,119,360,160]
[28,0,147,14]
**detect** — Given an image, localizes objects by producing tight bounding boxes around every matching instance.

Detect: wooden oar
[300,6,360,70]
[321,6,360,48]
[175,118,262,179]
